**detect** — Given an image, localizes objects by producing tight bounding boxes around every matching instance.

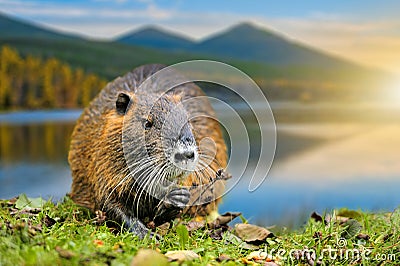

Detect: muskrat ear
[116,93,130,115]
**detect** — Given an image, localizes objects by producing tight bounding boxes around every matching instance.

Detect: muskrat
[68,64,228,238]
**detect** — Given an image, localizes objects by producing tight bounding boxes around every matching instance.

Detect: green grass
[0,196,398,265]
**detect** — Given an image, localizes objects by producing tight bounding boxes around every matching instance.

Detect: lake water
[1,102,399,228]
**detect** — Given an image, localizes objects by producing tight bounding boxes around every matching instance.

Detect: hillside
[117,22,358,69]
[0,12,392,103]
[117,26,194,52]
[0,12,78,40]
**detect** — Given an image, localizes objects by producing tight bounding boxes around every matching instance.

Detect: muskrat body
[68,64,227,237]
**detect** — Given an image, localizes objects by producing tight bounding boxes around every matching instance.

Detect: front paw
[165,187,190,209]
[153,187,190,225]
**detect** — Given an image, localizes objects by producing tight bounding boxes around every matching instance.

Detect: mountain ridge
[0,11,79,40]
[116,22,360,69]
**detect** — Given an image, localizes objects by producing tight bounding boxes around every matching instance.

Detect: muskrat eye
[143,119,153,130]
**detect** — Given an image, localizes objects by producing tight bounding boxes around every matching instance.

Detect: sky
[1,0,400,74]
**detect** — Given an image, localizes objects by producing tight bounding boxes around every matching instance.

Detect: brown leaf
[208,228,226,240]
[55,246,75,259]
[156,222,170,236]
[185,220,205,232]
[208,212,241,228]
[216,254,232,262]
[131,249,168,266]
[7,197,17,206]
[235,223,274,243]
[335,216,350,225]
[264,262,280,266]
[356,233,370,240]
[164,250,199,262]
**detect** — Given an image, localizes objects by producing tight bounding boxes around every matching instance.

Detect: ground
[0,195,398,265]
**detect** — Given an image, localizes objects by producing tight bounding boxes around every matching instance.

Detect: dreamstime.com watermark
[261,237,396,263]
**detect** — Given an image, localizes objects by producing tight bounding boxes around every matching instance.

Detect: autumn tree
[0,45,107,110]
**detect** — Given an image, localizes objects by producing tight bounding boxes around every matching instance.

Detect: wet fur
[68,64,227,236]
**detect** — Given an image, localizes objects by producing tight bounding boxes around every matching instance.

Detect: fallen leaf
[131,249,168,266]
[15,194,44,210]
[7,197,17,206]
[337,209,362,220]
[264,262,280,266]
[208,228,226,240]
[341,219,362,239]
[208,212,242,228]
[235,223,274,243]
[356,233,370,240]
[216,254,231,262]
[55,246,75,259]
[224,231,258,250]
[335,216,350,224]
[164,250,199,262]
[185,220,205,231]
[156,222,170,236]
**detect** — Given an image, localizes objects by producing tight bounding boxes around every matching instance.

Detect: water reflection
[0,106,399,228]
[0,122,74,163]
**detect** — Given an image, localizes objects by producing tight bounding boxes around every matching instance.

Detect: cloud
[0,0,174,19]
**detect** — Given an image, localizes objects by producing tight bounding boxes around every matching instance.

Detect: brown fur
[68,64,227,230]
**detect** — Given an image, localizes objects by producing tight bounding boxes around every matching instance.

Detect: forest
[0,45,107,110]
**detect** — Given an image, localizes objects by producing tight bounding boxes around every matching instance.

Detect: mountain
[193,23,348,68]
[0,12,391,102]
[116,22,356,69]
[0,12,78,40]
[117,26,194,51]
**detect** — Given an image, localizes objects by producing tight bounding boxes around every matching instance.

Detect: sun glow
[383,78,400,104]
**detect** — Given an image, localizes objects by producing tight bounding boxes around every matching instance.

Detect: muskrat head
[118,91,199,192]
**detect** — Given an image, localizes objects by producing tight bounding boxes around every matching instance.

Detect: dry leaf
[165,250,199,262]
[264,262,280,266]
[185,220,205,231]
[208,212,241,228]
[235,223,274,243]
[55,246,75,259]
[156,222,170,236]
[131,249,168,266]
[356,233,370,240]
[216,254,231,262]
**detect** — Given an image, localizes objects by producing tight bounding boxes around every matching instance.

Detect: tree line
[0,45,108,110]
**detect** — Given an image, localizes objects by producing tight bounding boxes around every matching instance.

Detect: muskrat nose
[174,150,195,161]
